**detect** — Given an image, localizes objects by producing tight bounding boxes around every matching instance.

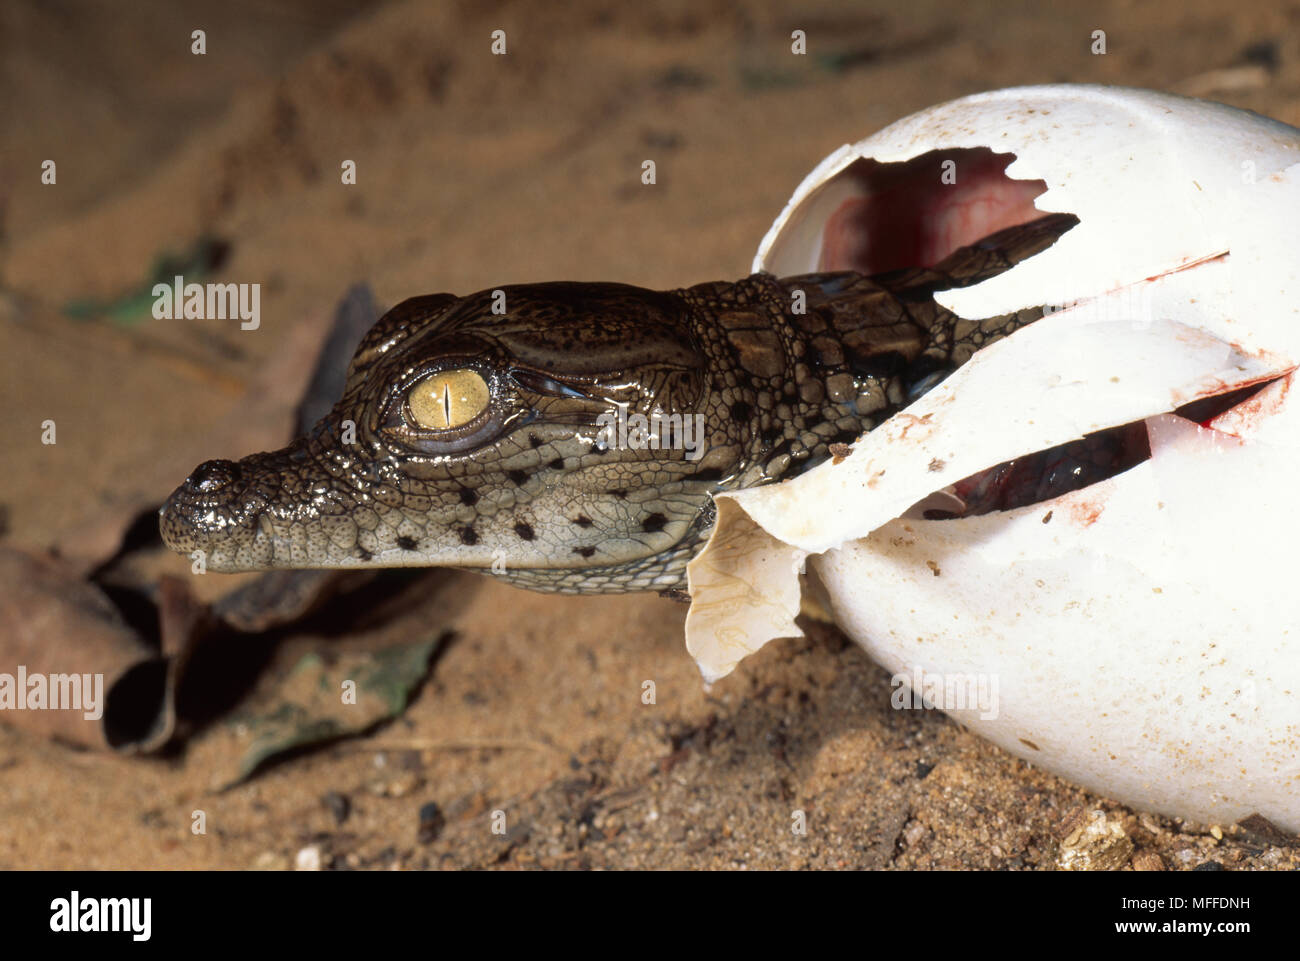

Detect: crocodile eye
[407,369,490,430]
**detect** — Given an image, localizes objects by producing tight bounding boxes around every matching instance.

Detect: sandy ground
[2,0,1299,870]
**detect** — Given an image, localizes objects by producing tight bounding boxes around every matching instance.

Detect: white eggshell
[686,85,1300,829]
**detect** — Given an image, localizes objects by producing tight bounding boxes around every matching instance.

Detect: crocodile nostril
[189,459,240,493]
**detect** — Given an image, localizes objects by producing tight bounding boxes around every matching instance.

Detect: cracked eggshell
[686,85,1300,829]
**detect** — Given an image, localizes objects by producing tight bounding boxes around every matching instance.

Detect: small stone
[1131,851,1165,871]
[295,845,323,871]
[418,801,446,844]
[1235,813,1298,848]
[1057,809,1134,871]
[1139,813,1164,836]
[252,850,290,871]
[1056,806,1088,842]
[322,791,351,826]
[387,773,421,797]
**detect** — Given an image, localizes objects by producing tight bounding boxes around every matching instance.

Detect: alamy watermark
[890,665,999,720]
[50,891,150,941]
[595,406,706,461]
[0,666,103,720]
[1042,282,1156,330]
[152,275,260,330]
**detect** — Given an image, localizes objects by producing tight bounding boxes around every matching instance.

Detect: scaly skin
[160,213,1076,593]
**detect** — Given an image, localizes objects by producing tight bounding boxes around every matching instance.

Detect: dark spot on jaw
[396,535,418,550]
[574,515,592,528]
[729,400,753,423]
[460,527,478,545]
[507,469,529,485]
[357,547,373,561]
[549,458,565,470]
[459,488,479,506]
[514,522,535,540]
[573,546,596,558]
[589,443,606,455]
[642,512,666,533]
[692,467,724,482]
[610,489,627,500]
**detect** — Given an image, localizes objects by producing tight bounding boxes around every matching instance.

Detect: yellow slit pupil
[408,369,489,430]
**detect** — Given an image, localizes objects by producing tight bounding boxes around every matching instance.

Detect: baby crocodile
[160,213,1076,594]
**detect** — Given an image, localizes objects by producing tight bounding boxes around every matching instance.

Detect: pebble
[295,845,323,871]
[1131,851,1165,871]
[1056,809,1134,871]
[322,791,351,826]
[252,851,290,871]
[418,801,446,844]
